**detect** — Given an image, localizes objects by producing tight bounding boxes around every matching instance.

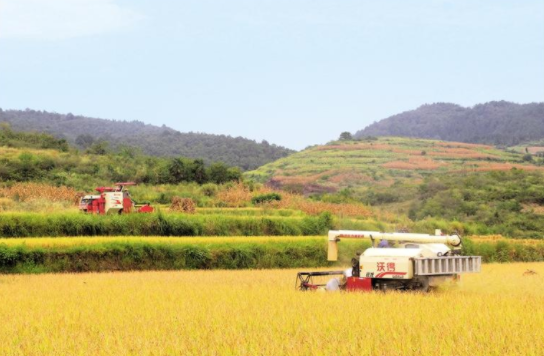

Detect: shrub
[251,193,282,205]
[522,154,533,162]
[0,238,330,273]
[200,183,218,197]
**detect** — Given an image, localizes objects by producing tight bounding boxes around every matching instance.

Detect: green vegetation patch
[0,237,542,274]
[0,238,330,273]
[0,212,334,238]
[0,110,294,170]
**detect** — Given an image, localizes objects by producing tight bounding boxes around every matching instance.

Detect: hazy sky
[0,0,543,149]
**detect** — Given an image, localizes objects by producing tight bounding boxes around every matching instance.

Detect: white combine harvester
[296,230,481,292]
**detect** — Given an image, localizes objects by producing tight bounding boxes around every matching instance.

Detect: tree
[208,162,230,184]
[86,141,109,155]
[76,134,95,148]
[339,132,353,141]
[226,167,242,182]
[522,154,533,162]
[168,158,192,184]
[118,145,141,159]
[191,159,208,184]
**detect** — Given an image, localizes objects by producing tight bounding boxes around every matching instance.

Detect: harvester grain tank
[79,182,153,215]
[296,230,481,292]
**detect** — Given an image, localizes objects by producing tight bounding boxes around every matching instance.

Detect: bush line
[0,240,329,273]
[0,212,334,238]
[0,238,542,274]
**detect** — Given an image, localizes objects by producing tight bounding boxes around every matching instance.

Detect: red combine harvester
[79,182,154,215]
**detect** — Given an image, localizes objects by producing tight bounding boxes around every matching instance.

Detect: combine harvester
[79,182,154,215]
[297,230,481,292]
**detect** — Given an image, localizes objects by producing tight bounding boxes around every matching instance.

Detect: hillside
[247,136,544,193]
[246,137,544,237]
[355,101,544,146]
[0,126,242,190]
[0,109,294,170]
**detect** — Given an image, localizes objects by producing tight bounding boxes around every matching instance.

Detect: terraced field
[246,137,543,192]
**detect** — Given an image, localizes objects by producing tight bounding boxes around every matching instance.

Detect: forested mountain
[355,101,544,146]
[0,125,242,189]
[0,109,294,170]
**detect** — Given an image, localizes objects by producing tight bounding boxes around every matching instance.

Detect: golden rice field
[1,263,543,355]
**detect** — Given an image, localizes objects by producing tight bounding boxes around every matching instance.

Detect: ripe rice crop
[434,141,493,149]
[381,159,445,170]
[271,193,372,217]
[328,172,374,184]
[315,142,391,151]
[526,146,544,154]
[0,183,78,203]
[0,263,543,355]
[213,182,373,218]
[426,147,498,159]
[216,182,253,207]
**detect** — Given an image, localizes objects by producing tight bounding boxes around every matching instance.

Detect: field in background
[0,263,542,355]
[0,181,373,217]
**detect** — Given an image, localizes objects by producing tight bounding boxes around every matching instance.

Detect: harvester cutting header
[79,182,153,215]
[297,230,481,292]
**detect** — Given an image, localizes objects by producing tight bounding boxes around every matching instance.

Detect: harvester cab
[296,230,481,292]
[79,182,153,215]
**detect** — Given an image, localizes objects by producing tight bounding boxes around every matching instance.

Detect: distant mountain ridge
[355,101,544,146]
[0,108,294,170]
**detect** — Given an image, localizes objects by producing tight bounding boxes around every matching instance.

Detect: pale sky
[0,0,543,149]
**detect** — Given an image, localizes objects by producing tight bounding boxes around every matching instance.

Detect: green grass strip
[0,237,542,274]
[0,212,333,237]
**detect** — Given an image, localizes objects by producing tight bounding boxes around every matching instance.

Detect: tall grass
[0,211,334,237]
[0,238,330,273]
[0,236,542,274]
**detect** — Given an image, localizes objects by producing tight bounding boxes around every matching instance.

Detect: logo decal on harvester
[387,263,395,272]
[377,262,397,272]
[375,262,405,278]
